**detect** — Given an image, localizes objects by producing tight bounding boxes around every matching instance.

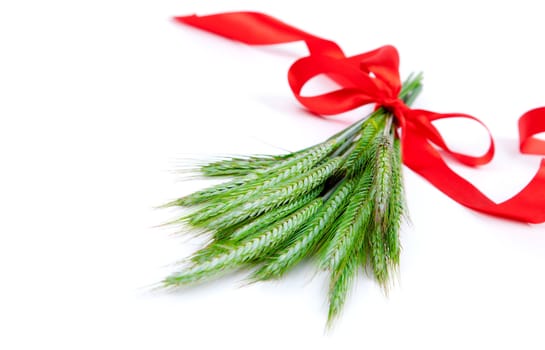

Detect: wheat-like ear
[344,112,385,176]
[163,172,260,207]
[251,179,355,281]
[368,125,397,287]
[198,157,342,232]
[200,154,290,177]
[184,140,337,225]
[166,141,328,208]
[163,199,322,286]
[385,137,406,267]
[160,73,424,325]
[367,222,389,288]
[371,134,393,229]
[327,251,359,326]
[190,186,324,264]
[228,186,324,242]
[319,166,373,273]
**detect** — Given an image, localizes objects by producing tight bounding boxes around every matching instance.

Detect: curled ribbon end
[519,107,545,155]
[173,15,195,24]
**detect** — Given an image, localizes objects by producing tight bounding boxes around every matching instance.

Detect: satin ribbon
[175,12,545,223]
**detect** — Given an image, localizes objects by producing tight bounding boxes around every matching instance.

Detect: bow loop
[355,45,402,97]
[287,53,393,115]
[404,110,495,166]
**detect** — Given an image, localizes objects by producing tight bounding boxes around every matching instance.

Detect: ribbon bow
[176,12,545,223]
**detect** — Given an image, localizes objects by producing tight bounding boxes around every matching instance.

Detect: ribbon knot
[176,12,545,223]
[376,97,408,120]
[379,97,405,110]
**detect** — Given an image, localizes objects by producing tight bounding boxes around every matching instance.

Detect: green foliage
[327,251,359,326]
[319,168,372,273]
[200,154,289,177]
[160,73,423,326]
[252,179,355,281]
[164,199,322,286]
[191,186,324,263]
[183,140,337,225]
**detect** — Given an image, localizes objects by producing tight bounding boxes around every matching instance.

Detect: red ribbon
[175,12,545,224]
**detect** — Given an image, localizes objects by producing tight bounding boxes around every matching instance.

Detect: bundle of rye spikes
[162,73,423,324]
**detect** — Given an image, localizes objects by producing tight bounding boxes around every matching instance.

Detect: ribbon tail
[175,12,402,116]
[403,125,545,224]
[174,12,344,57]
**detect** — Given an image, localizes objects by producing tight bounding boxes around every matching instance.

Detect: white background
[1,1,545,349]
